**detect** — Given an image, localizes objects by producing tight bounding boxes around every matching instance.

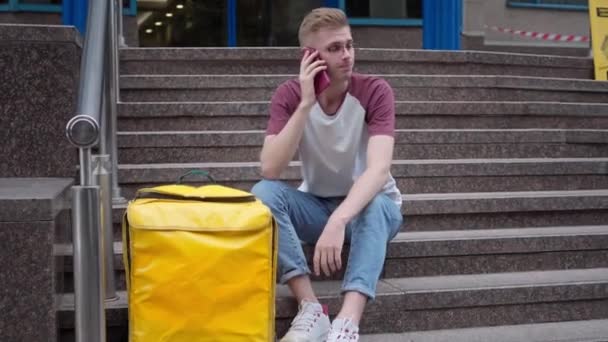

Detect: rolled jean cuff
[342,283,375,301]
[280,267,311,284]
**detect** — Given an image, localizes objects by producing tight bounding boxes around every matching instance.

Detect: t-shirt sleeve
[266,81,300,136]
[365,79,396,137]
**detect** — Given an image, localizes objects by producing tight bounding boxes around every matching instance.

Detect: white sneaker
[326,318,359,342]
[279,300,331,342]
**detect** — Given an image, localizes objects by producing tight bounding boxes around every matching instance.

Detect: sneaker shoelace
[328,318,359,341]
[289,304,323,333]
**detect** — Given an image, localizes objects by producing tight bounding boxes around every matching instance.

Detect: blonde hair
[298,7,349,46]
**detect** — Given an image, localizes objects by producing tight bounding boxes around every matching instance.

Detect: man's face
[308,26,355,82]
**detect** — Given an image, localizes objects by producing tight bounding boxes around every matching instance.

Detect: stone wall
[0,24,81,178]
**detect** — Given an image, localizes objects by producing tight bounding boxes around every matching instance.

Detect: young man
[251,7,402,342]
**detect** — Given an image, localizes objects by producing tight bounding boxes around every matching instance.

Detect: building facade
[0,0,592,55]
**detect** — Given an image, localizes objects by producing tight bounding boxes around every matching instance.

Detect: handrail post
[92,155,118,301]
[72,183,106,342]
[107,0,126,204]
[67,0,111,339]
[118,0,126,47]
[79,148,93,186]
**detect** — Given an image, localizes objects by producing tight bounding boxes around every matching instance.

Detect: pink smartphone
[303,47,331,95]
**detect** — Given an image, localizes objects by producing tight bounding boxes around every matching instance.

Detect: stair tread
[120,74,598,81]
[118,128,608,134]
[54,225,608,257]
[118,158,608,169]
[109,189,608,215]
[118,100,608,106]
[57,268,608,311]
[359,319,608,342]
[406,189,608,200]
[119,74,608,92]
[119,47,591,67]
[118,100,608,117]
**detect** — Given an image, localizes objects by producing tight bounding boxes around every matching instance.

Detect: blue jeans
[251,179,403,300]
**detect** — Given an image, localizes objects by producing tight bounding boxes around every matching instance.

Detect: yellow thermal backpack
[123,173,277,341]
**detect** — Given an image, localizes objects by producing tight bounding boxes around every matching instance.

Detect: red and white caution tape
[486,25,589,42]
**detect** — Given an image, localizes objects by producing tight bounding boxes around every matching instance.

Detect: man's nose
[342,47,351,59]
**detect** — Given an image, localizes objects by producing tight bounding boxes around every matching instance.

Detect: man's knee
[251,179,288,208]
[351,194,402,237]
[363,194,397,217]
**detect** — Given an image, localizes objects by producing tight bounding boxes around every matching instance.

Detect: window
[19,0,61,4]
[507,0,588,11]
[0,0,135,15]
[139,0,226,47]
[0,0,61,12]
[341,0,422,26]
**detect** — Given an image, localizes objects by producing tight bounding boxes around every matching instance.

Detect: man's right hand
[299,49,327,108]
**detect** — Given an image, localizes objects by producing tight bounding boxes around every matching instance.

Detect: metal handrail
[66,0,123,339]
[66,0,108,156]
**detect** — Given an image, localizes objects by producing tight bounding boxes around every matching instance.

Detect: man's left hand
[313,218,346,277]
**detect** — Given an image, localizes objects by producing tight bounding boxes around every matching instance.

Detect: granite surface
[0,221,57,342]
[117,100,608,130]
[118,74,608,102]
[403,189,608,216]
[101,250,604,289]
[118,44,592,79]
[57,227,608,305]
[0,177,71,341]
[405,210,608,231]
[567,130,608,144]
[384,250,608,277]
[0,13,62,26]
[121,59,593,79]
[115,174,608,198]
[459,32,590,59]
[114,128,608,162]
[108,199,608,232]
[118,101,269,117]
[118,116,268,131]
[397,175,608,194]
[108,191,608,223]
[394,116,608,130]
[361,319,608,342]
[115,174,608,202]
[0,178,73,222]
[120,87,608,103]
[116,129,581,147]
[117,100,608,117]
[0,24,81,178]
[480,42,591,58]
[0,23,81,45]
[58,272,608,332]
[119,43,590,67]
[119,74,608,90]
[114,158,608,181]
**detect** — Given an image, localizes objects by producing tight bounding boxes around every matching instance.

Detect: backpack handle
[176,170,216,184]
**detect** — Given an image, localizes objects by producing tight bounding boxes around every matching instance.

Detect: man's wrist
[298,100,314,112]
[328,214,350,227]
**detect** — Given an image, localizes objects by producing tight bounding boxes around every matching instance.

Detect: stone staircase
[56,48,608,341]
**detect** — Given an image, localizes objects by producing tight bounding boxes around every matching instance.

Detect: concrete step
[106,189,608,231]
[56,225,608,292]
[118,101,608,131]
[119,74,608,102]
[119,47,593,79]
[359,319,608,342]
[57,268,608,336]
[117,129,608,163]
[116,158,608,197]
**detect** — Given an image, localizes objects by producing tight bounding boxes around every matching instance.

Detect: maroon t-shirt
[266,73,395,137]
